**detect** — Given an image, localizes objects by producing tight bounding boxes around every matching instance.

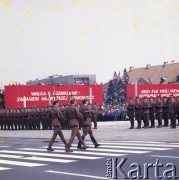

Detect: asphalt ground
[0,121,178,143]
[0,121,179,180]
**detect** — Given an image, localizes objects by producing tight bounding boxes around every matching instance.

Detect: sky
[0,0,179,87]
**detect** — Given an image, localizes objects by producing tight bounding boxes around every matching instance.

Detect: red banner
[5,84,104,109]
[127,84,179,100]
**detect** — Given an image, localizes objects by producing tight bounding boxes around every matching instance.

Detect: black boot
[47,143,54,151]
[90,136,100,148]
[77,136,85,149]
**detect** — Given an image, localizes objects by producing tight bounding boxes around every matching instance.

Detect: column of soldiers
[0,107,52,130]
[0,103,102,131]
[127,95,179,129]
[47,97,101,152]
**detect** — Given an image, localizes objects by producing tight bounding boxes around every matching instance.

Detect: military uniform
[134,97,142,129]
[92,103,100,129]
[162,97,169,127]
[47,100,67,151]
[176,96,179,126]
[127,98,135,129]
[155,96,163,128]
[168,96,177,129]
[149,97,156,128]
[65,98,88,152]
[0,110,5,129]
[142,97,149,128]
[60,105,67,129]
[77,98,100,149]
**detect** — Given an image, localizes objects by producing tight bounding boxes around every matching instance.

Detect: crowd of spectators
[99,104,127,121]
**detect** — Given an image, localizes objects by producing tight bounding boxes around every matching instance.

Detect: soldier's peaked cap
[53,100,59,105]
[82,97,88,104]
[70,97,76,103]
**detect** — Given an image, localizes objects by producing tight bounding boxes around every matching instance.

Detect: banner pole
[89,87,92,104]
[23,96,26,108]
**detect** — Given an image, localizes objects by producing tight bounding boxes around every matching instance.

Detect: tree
[106,69,130,105]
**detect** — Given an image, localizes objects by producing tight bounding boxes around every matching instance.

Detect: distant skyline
[0,0,179,87]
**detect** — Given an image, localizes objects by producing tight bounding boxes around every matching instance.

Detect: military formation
[0,102,101,131]
[127,95,179,129]
[46,97,100,152]
[0,107,52,130]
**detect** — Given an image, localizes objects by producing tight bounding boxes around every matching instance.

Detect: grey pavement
[0,121,178,143]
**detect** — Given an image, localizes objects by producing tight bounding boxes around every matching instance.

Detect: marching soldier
[47,100,67,151]
[65,97,88,152]
[127,97,135,129]
[77,98,100,149]
[155,96,163,128]
[162,96,169,127]
[142,96,149,128]
[168,95,177,129]
[134,97,142,129]
[76,104,82,130]
[149,97,156,128]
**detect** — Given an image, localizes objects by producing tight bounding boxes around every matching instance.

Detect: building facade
[26,74,96,85]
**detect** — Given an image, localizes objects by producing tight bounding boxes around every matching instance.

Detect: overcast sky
[0,0,179,87]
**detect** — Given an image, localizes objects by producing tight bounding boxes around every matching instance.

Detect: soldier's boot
[65,144,73,153]
[77,136,85,149]
[47,143,54,151]
[90,136,101,148]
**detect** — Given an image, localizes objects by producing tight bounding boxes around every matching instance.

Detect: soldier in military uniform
[91,103,98,129]
[65,97,88,152]
[162,96,169,127]
[31,108,37,130]
[60,105,67,129]
[168,95,177,129]
[47,100,67,151]
[27,108,33,130]
[77,98,100,149]
[24,108,29,130]
[0,109,5,130]
[149,97,156,128]
[41,107,48,130]
[47,106,52,130]
[134,97,142,129]
[127,97,135,129]
[176,96,179,126]
[155,96,163,128]
[142,96,149,128]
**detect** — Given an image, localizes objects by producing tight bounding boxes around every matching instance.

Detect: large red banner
[127,84,179,100]
[5,84,104,109]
